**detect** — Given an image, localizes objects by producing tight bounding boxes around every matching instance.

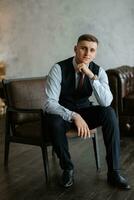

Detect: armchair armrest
[6,107,44,124]
[7,107,43,114]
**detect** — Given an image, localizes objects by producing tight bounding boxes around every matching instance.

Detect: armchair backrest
[106,66,134,115]
[3,76,47,124]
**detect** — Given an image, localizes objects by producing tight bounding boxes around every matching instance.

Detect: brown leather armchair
[106,66,134,136]
[2,76,100,182]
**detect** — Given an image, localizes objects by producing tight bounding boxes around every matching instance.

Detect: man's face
[74,40,98,65]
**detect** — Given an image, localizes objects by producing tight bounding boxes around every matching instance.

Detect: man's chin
[83,60,91,65]
[82,58,92,64]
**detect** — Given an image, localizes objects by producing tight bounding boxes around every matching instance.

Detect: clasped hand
[77,63,94,79]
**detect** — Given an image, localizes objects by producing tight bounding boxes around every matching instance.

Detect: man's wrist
[90,74,98,80]
[71,112,79,121]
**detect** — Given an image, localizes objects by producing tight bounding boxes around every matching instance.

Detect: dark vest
[58,57,99,112]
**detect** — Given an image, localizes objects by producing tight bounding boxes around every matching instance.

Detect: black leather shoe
[62,169,74,188]
[107,172,131,190]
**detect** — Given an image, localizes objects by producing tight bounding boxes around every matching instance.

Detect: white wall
[0,0,134,78]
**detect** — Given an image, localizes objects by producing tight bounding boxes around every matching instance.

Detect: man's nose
[85,50,90,56]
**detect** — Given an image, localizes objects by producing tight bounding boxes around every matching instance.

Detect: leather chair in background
[107,66,134,136]
[2,77,100,183]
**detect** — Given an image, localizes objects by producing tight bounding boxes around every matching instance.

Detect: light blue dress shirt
[44,58,113,122]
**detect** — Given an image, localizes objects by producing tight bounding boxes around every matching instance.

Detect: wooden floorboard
[0,115,134,200]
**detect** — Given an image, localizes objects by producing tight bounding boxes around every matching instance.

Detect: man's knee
[45,113,65,130]
[105,106,115,115]
[106,106,116,117]
[101,106,117,123]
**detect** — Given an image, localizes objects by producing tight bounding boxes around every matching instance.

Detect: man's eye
[91,48,95,52]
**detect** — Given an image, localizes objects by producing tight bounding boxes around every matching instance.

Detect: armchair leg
[92,132,101,171]
[52,146,56,157]
[41,145,49,183]
[4,140,10,167]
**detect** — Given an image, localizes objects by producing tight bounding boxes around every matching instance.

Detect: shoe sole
[107,180,131,190]
[64,179,74,188]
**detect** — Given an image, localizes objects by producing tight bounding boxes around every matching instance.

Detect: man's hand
[72,113,90,139]
[77,63,94,79]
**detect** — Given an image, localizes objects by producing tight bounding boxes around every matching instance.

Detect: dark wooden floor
[0,115,134,200]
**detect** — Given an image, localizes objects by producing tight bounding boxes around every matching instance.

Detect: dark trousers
[45,106,120,172]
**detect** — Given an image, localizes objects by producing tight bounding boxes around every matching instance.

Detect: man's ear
[74,45,77,53]
[93,51,97,60]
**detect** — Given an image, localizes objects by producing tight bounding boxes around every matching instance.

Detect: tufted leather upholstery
[107,66,134,135]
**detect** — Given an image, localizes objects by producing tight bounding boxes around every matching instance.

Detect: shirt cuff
[70,111,77,122]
